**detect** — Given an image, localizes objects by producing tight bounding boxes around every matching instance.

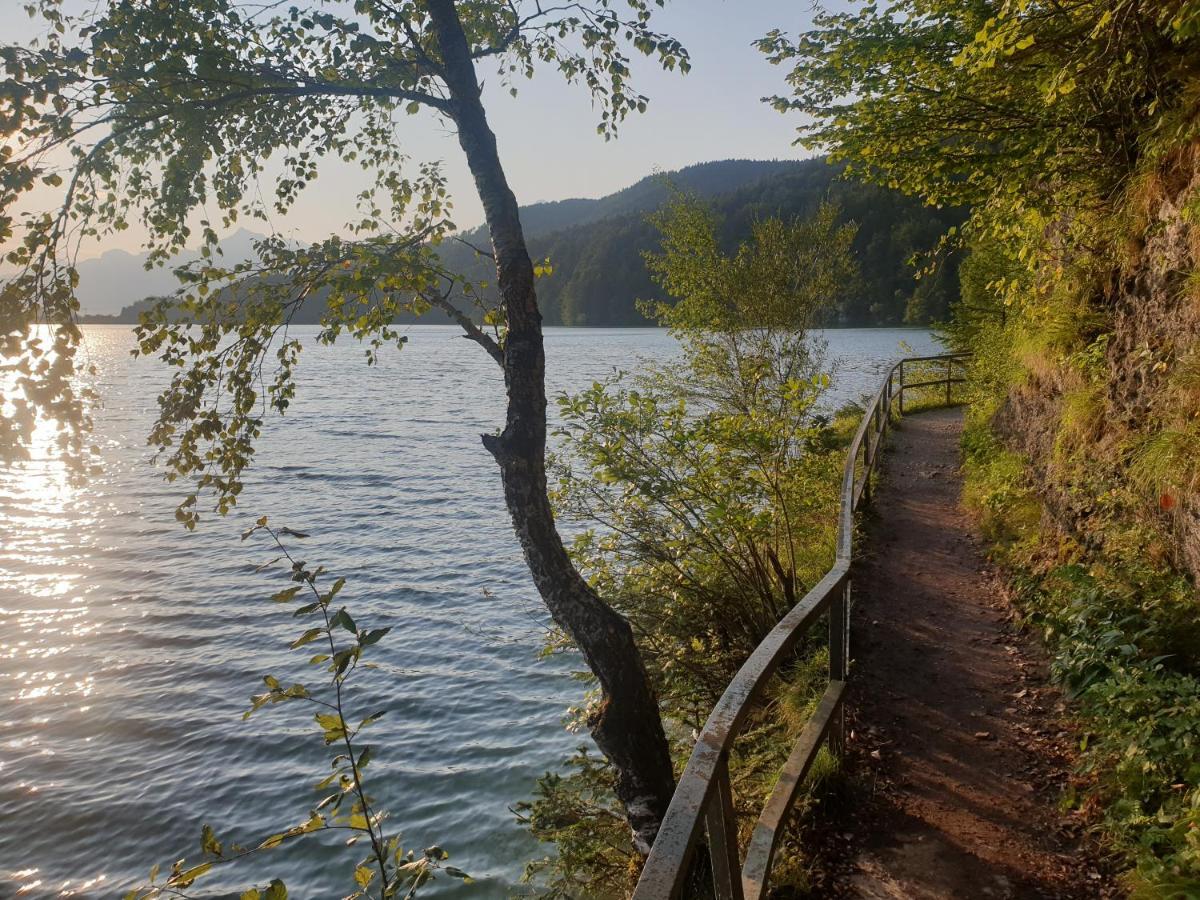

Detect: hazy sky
[6,1,841,258]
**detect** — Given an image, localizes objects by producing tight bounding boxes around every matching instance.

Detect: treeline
[86,158,965,328]
[436,157,965,326]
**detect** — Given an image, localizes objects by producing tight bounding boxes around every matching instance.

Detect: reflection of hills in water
[78,158,966,328]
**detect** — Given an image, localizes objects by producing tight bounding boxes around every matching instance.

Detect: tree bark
[425,0,677,855]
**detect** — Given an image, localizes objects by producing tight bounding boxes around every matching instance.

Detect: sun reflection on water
[2,348,108,893]
[1,412,90,696]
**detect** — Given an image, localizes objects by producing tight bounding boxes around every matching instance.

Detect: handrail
[632,352,971,900]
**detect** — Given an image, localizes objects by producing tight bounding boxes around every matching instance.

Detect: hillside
[74,160,795,318]
[482,158,803,239]
[83,158,965,326]
[435,157,964,326]
[765,1,1200,891]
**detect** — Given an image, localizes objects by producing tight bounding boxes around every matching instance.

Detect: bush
[522,194,857,894]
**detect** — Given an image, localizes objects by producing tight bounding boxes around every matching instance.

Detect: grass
[1132,425,1200,497]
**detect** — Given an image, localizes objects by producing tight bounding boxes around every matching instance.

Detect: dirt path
[804,407,1118,899]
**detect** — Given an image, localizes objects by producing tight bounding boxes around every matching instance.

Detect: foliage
[772,0,1200,892]
[1,0,689,478]
[964,432,1200,895]
[522,196,856,893]
[761,0,1200,412]
[759,0,1200,212]
[124,519,469,899]
[516,748,636,899]
[553,195,853,719]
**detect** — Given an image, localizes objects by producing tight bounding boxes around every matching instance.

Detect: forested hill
[480,158,803,240]
[436,157,966,326]
[84,158,965,326]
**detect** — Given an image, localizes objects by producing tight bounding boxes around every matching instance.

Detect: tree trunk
[425,0,677,855]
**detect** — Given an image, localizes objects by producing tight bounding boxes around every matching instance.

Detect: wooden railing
[631,352,972,900]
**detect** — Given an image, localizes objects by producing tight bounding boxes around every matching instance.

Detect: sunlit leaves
[759,0,1200,214]
[2,0,687,474]
[239,882,287,900]
[129,520,467,898]
[551,198,851,714]
[133,223,458,528]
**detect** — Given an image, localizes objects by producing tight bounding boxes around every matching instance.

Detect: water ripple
[0,324,938,897]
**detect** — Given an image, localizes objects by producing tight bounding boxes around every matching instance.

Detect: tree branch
[424,287,504,367]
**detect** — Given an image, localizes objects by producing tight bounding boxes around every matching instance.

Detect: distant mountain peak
[75,228,268,315]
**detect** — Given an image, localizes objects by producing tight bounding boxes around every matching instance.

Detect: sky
[4,0,842,258]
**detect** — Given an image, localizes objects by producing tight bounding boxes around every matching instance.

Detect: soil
[798,407,1122,899]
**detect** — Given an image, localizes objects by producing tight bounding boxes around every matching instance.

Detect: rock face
[996,143,1200,579]
[1108,158,1200,430]
[1110,153,1200,576]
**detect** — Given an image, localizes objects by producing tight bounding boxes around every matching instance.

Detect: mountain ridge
[74,159,796,316]
[80,158,965,326]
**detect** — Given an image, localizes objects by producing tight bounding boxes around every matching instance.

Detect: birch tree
[1,0,690,856]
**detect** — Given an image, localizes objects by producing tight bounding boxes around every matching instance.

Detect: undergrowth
[962,418,1200,898]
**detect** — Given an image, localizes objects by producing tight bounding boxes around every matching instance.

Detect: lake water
[0,325,939,898]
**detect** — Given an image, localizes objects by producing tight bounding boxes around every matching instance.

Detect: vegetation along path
[808,407,1118,899]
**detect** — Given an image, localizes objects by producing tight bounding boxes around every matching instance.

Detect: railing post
[868,404,878,471]
[898,360,905,415]
[705,755,745,900]
[945,357,952,406]
[885,373,893,433]
[860,438,871,504]
[828,579,849,758]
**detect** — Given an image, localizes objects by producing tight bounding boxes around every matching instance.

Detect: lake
[0,325,940,898]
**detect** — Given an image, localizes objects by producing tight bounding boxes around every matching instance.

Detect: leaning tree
[0,0,690,855]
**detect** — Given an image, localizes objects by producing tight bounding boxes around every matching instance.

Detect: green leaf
[315,792,340,810]
[332,647,357,675]
[360,627,391,646]
[200,823,222,857]
[359,710,387,729]
[322,576,347,604]
[170,862,212,887]
[290,628,323,649]
[332,608,357,633]
[271,586,303,603]
[315,712,347,743]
